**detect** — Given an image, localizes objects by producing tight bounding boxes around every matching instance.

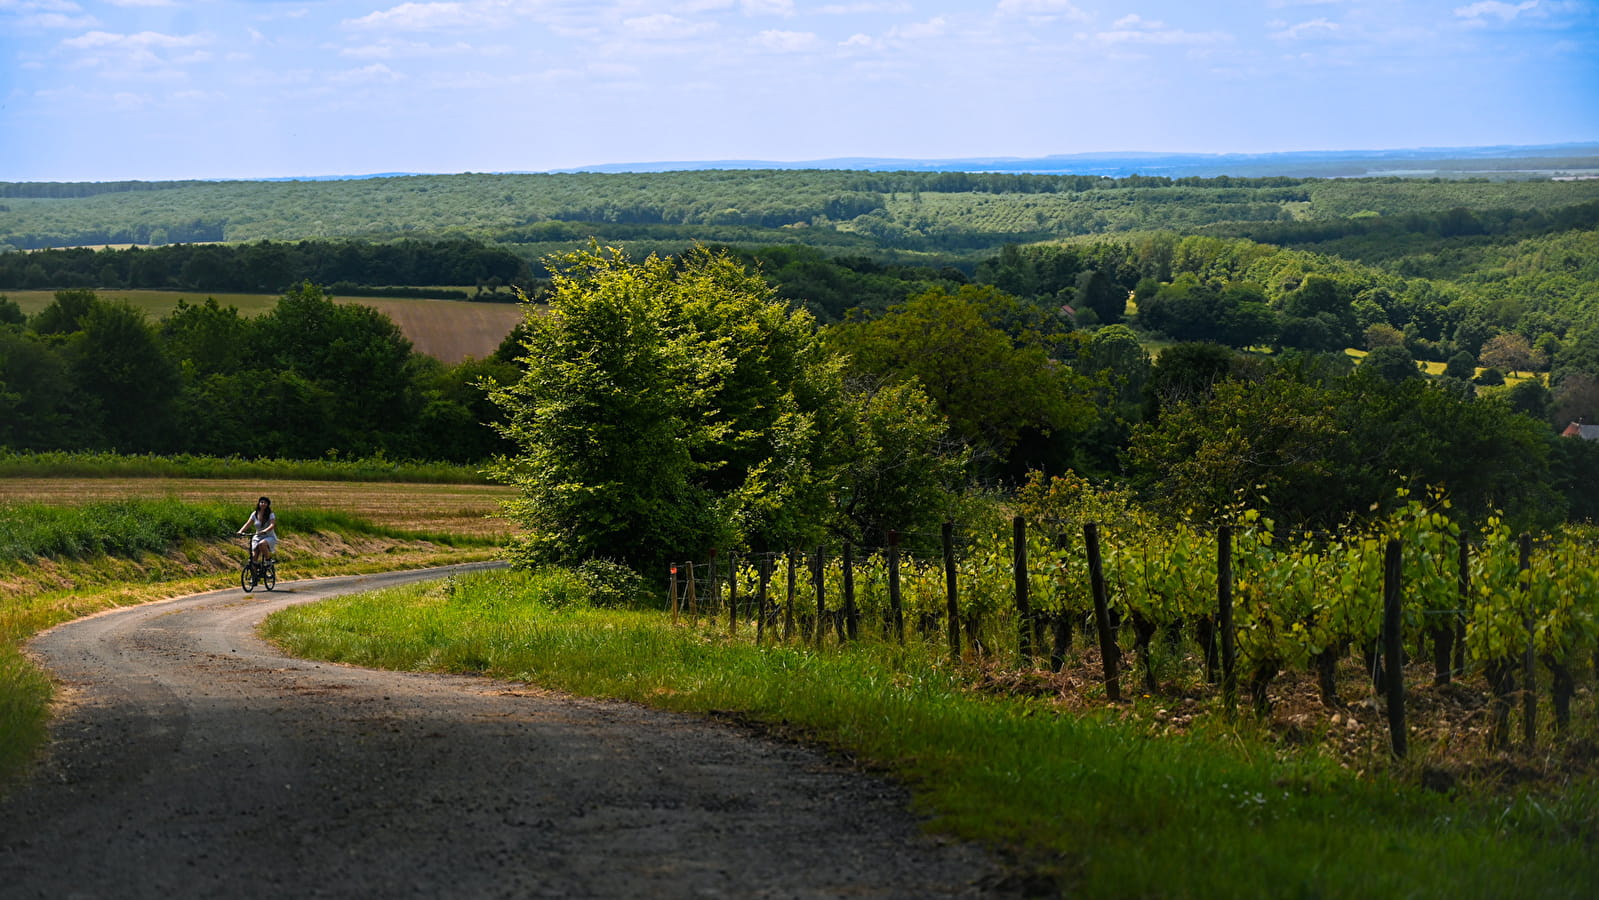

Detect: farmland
[4,289,526,364]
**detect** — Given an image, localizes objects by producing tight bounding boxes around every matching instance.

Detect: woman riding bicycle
[238,496,278,565]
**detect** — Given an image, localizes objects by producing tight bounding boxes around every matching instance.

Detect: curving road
[0,564,1015,899]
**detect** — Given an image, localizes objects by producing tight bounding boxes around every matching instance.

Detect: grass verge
[263,569,1596,899]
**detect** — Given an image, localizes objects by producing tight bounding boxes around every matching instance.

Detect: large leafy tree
[487,245,954,571]
[827,284,1094,477]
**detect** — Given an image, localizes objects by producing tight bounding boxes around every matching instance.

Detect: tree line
[0,286,516,462]
[0,238,531,294]
[6,170,1594,253]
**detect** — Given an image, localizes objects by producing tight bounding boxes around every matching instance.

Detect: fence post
[1521,533,1536,749]
[685,560,698,622]
[728,551,739,637]
[887,530,904,644]
[669,563,680,626]
[1218,525,1236,716]
[843,542,858,642]
[1455,531,1469,677]
[942,522,961,664]
[1083,523,1120,702]
[756,554,770,645]
[784,550,796,643]
[1014,516,1034,664]
[1383,538,1408,759]
[708,548,719,629]
[814,545,827,651]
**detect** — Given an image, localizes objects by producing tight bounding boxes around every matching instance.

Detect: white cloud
[622,13,715,39]
[17,11,97,27]
[63,30,208,50]
[1094,16,1230,46]
[1454,0,1540,22]
[331,63,404,84]
[888,16,947,40]
[340,39,483,59]
[996,0,1088,21]
[819,2,910,12]
[104,0,178,7]
[753,28,816,51]
[1270,17,1340,40]
[738,0,794,15]
[2,0,97,27]
[344,1,513,32]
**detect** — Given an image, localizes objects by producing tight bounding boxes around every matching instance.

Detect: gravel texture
[1,564,1020,899]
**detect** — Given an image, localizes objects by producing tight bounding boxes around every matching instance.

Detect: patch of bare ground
[964,638,1597,793]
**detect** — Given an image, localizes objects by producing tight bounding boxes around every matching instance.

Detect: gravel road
[0,564,1020,899]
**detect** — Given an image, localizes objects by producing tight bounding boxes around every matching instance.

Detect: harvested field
[5,290,532,365]
[0,478,516,539]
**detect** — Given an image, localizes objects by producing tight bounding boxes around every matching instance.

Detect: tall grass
[0,499,494,563]
[0,450,489,484]
[0,498,239,562]
[265,570,1596,900]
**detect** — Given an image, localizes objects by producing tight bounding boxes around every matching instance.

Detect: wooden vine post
[1218,525,1236,716]
[1382,538,1408,759]
[1521,532,1536,749]
[887,530,904,644]
[843,542,858,642]
[814,545,826,651]
[755,554,770,645]
[942,522,961,663]
[1083,522,1120,702]
[727,552,739,636]
[1013,516,1034,663]
[707,548,719,629]
[669,563,680,626]
[684,560,698,622]
[783,551,796,643]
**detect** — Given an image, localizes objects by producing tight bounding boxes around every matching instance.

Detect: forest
[2,170,1599,531]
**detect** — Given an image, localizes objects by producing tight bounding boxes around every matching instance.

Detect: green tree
[828,284,1095,476]
[0,296,23,327]
[253,282,422,456]
[1074,268,1125,325]
[488,246,882,570]
[1360,345,1421,383]
[68,301,181,451]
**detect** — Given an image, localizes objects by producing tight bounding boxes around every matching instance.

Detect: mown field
[4,289,527,364]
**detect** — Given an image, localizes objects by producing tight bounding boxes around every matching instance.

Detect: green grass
[264,570,1596,899]
[0,450,489,483]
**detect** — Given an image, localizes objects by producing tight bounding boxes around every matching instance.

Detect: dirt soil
[0,563,1020,899]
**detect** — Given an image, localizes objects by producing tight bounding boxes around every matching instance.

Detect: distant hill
[554,143,1599,180]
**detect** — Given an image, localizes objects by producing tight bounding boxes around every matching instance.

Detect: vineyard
[665,484,1598,762]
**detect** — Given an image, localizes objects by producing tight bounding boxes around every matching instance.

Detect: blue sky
[3,0,1596,181]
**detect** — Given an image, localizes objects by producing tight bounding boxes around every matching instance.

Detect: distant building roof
[1562,422,1599,441]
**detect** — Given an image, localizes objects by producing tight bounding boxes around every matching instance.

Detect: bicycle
[238,533,277,593]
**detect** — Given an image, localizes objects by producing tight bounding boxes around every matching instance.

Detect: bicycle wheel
[241,562,256,593]
[263,561,276,591]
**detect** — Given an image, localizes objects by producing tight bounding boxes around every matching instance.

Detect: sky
[2,0,1597,181]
